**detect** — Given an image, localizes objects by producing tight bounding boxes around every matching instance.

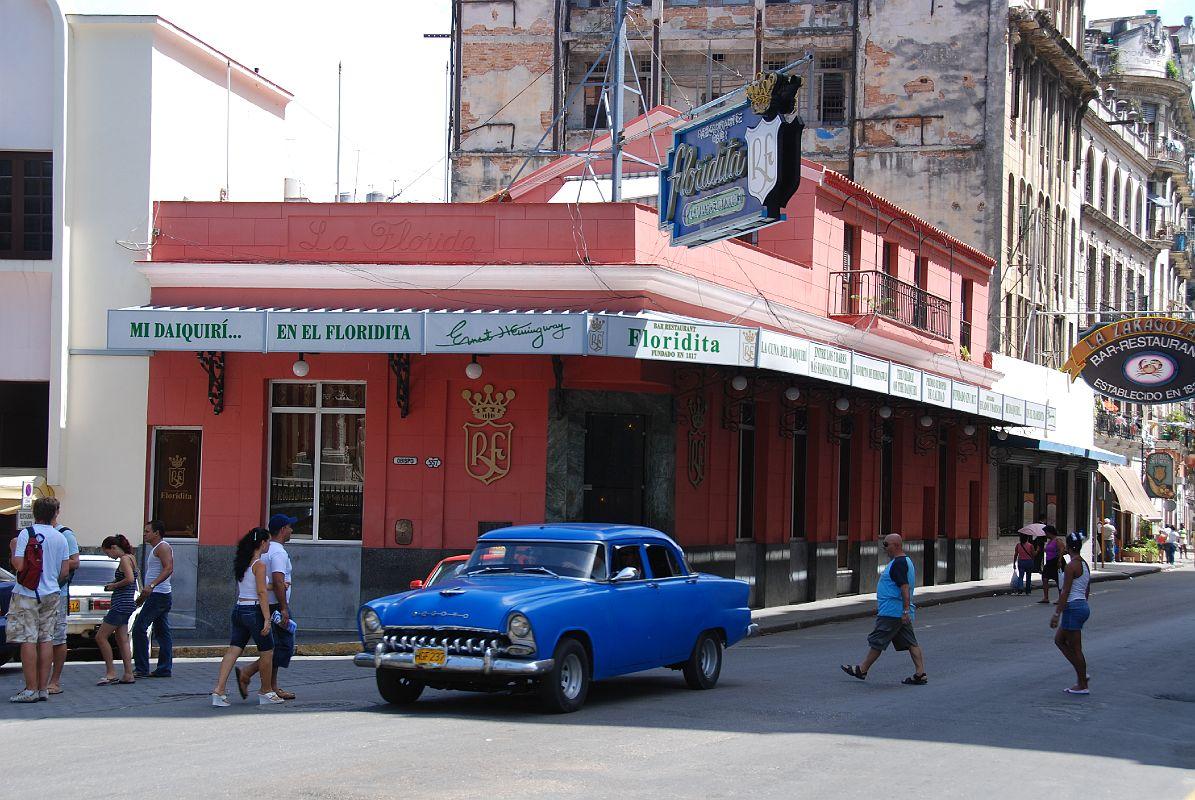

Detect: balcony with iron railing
[1148,138,1188,174]
[1095,408,1143,441]
[829,270,952,340]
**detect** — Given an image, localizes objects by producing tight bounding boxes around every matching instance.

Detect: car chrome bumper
[353,646,553,677]
[746,623,760,638]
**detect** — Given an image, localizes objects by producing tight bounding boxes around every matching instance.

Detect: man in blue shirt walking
[841,533,927,685]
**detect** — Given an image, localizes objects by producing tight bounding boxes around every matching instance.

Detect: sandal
[902,674,928,685]
[117,678,136,685]
[234,667,249,700]
[840,664,867,680]
[96,677,119,686]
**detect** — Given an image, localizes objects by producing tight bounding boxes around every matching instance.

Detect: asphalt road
[3,568,1193,800]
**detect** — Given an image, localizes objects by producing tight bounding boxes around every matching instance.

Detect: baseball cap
[268,513,298,534]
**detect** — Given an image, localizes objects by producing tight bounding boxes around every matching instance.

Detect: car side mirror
[611,566,639,583]
[409,580,424,590]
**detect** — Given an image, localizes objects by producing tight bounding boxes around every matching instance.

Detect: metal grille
[382,628,511,656]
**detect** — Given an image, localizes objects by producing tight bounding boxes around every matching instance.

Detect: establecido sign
[659,72,804,247]
[1063,316,1195,404]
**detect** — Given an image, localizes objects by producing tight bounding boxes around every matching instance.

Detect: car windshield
[465,541,605,581]
[71,560,120,588]
[425,560,467,587]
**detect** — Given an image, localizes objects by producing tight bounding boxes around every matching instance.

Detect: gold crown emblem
[169,455,186,468]
[462,384,516,421]
[745,72,777,114]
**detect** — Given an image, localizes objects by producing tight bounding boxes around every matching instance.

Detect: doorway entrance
[583,412,647,525]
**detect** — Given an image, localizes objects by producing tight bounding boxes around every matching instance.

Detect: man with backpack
[9,497,71,703]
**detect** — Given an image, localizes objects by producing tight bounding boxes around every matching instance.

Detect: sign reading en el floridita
[1063,316,1195,404]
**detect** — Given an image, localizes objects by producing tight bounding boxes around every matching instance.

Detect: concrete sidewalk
[138,562,1172,659]
[752,561,1167,635]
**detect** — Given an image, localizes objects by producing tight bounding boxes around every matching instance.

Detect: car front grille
[382,627,512,656]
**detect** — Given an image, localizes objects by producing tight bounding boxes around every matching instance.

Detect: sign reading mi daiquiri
[659,72,804,247]
[1063,316,1195,404]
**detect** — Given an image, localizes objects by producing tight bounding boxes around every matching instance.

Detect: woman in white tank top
[1051,532,1092,695]
[210,528,284,706]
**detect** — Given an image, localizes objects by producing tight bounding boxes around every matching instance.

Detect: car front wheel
[682,631,722,690]
[376,670,424,706]
[538,637,590,713]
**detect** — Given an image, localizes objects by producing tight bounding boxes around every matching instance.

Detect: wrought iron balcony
[1095,409,1142,441]
[829,270,952,339]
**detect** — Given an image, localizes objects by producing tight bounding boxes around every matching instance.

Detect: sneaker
[211,693,230,708]
[37,690,49,701]
[258,691,285,705]
[9,690,39,703]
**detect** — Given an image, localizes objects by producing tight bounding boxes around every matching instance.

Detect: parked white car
[66,554,138,640]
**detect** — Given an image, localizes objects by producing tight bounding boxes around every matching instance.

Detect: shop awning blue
[995,432,1127,465]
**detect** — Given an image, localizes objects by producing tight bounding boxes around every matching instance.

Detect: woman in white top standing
[210,528,283,706]
[1051,532,1092,695]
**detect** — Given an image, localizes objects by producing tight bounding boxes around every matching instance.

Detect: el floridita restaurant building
[109,109,1050,635]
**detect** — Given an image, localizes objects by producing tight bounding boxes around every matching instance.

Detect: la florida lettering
[275,323,413,342]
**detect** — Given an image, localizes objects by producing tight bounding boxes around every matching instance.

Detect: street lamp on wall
[731,374,749,392]
[292,353,310,377]
[465,355,483,380]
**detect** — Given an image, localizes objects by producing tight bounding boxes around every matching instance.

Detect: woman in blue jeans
[210,528,283,706]
[1014,534,1036,595]
[1051,532,1092,695]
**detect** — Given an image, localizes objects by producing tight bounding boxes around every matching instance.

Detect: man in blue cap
[237,513,296,700]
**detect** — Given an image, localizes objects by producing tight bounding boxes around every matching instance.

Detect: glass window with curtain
[269,382,365,541]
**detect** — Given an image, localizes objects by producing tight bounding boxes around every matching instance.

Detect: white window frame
[267,380,366,542]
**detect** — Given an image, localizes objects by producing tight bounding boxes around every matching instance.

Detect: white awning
[106,305,1044,425]
[1097,463,1162,520]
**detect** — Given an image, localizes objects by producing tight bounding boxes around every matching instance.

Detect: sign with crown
[462,384,517,485]
[660,71,804,247]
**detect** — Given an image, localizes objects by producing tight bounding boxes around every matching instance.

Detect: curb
[168,641,361,659]
[751,565,1162,637]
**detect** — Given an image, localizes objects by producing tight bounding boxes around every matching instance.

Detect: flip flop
[46,686,63,695]
[234,667,249,700]
[96,677,119,686]
[1063,687,1090,695]
[902,674,929,685]
[840,664,867,680]
[117,678,136,685]
[275,689,296,700]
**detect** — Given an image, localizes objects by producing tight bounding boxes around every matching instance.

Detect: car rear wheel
[682,631,722,690]
[538,637,590,713]
[376,670,424,706]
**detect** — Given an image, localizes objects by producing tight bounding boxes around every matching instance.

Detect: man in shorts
[47,523,80,695]
[237,514,297,701]
[841,533,927,685]
[9,497,71,703]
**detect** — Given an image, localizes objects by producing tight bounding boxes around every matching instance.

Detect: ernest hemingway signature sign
[425,313,585,354]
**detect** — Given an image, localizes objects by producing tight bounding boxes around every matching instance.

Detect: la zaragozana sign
[1063,316,1195,404]
[108,306,1049,429]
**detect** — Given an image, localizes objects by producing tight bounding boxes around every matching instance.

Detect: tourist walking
[1039,525,1062,604]
[236,514,297,701]
[46,523,79,696]
[211,528,284,707]
[95,535,138,686]
[1164,525,1179,566]
[1014,534,1037,595]
[8,498,71,703]
[1099,518,1117,563]
[133,520,174,678]
[1180,525,1189,560]
[840,533,926,685]
[1052,532,1092,695]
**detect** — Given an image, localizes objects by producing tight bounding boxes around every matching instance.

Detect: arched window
[1006,174,1016,258]
[1099,161,1108,212]
[1111,170,1121,221]
[1084,146,1094,202]
[1135,186,1144,235]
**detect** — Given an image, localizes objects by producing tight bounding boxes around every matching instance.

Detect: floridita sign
[659,72,804,247]
[1063,316,1195,404]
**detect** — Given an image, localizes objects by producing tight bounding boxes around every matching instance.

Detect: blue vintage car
[354,524,756,712]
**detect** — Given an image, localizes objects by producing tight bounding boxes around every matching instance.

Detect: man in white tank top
[133,520,174,678]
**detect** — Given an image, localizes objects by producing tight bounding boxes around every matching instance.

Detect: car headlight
[507,612,532,639]
[360,608,383,635]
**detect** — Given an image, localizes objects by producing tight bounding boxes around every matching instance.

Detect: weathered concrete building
[449,0,1097,364]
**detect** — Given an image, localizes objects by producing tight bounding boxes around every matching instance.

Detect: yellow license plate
[69,599,80,613]
[414,647,447,667]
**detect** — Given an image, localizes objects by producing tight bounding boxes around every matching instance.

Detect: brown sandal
[840,664,867,680]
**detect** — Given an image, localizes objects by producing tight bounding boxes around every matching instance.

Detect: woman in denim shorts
[1051,532,1092,695]
[96,535,138,686]
[210,528,283,707]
